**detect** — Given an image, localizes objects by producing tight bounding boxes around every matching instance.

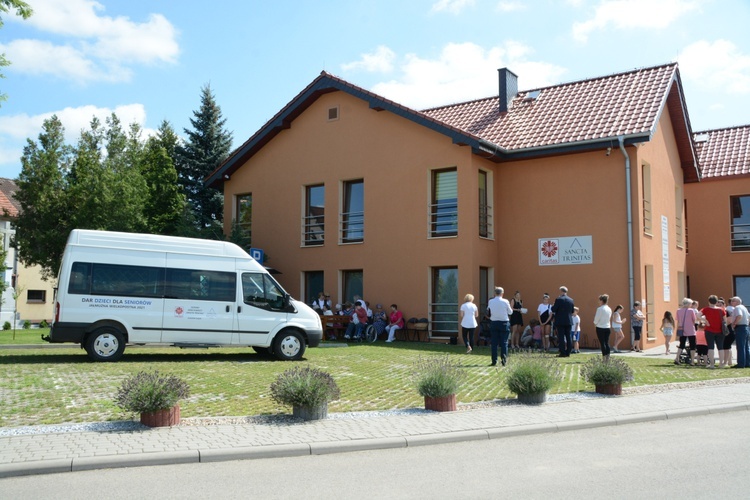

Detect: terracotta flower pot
[293,402,328,421]
[516,392,547,405]
[140,404,180,427]
[595,383,622,395]
[424,394,457,412]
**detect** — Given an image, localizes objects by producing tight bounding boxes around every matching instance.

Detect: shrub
[22,320,31,329]
[39,319,49,328]
[2,322,10,330]
[270,366,340,408]
[115,371,190,414]
[504,353,561,396]
[582,356,634,386]
[412,354,465,398]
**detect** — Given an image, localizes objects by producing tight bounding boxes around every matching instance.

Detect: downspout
[618,136,635,346]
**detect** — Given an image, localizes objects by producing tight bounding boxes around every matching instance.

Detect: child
[571,307,581,354]
[695,325,708,367]
[531,318,543,351]
[660,311,675,355]
[611,305,626,353]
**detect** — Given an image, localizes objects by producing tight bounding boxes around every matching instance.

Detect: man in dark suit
[551,285,575,357]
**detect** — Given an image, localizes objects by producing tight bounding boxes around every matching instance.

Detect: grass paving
[1,341,748,427]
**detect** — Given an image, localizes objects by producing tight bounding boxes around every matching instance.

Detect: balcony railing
[339,210,364,243]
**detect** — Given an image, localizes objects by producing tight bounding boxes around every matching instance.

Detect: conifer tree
[176,84,233,233]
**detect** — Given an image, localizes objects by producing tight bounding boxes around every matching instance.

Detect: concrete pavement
[1,345,749,479]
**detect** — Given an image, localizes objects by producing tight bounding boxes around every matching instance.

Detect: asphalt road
[1,411,747,499]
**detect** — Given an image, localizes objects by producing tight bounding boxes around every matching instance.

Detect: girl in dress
[660,311,675,355]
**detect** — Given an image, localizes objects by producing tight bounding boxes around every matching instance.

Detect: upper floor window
[236,194,252,243]
[642,163,652,235]
[478,170,493,238]
[304,184,325,246]
[731,195,750,251]
[341,180,364,243]
[430,168,457,237]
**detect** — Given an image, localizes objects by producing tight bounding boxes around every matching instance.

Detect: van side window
[68,262,164,298]
[165,269,236,302]
[242,273,285,310]
[69,262,92,294]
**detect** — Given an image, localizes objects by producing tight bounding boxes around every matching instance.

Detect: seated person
[520,323,534,348]
[344,303,368,340]
[530,319,543,350]
[372,304,388,336]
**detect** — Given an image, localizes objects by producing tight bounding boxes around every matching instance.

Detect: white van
[46,230,322,361]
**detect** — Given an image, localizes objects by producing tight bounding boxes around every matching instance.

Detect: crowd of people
[312,288,750,369]
[457,287,750,369]
[311,293,404,342]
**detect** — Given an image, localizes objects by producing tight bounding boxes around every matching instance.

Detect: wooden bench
[320,315,351,340]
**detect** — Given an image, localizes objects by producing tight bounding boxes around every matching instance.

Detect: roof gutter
[619,135,636,346]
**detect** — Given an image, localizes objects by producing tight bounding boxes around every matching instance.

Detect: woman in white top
[460,293,479,354]
[593,294,613,359]
[611,304,626,353]
[537,294,553,352]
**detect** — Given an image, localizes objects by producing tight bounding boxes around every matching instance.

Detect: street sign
[249,248,264,262]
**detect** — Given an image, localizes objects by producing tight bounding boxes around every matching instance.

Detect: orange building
[207,63,745,349]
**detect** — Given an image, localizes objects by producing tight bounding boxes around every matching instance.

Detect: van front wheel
[273,330,306,361]
[85,328,125,362]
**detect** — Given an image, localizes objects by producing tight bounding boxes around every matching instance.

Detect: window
[675,186,684,248]
[342,270,363,304]
[431,168,457,237]
[644,265,655,340]
[27,290,46,303]
[642,164,652,235]
[165,269,236,302]
[69,262,165,298]
[734,276,750,306]
[328,106,339,121]
[304,185,325,246]
[479,267,490,315]
[478,170,493,238]
[236,194,253,243]
[731,195,750,251]
[304,271,324,304]
[242,273,287,311]
[431,267,458,336]
[341,180,364,243]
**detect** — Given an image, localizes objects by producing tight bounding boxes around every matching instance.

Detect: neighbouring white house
[0,178,55,327]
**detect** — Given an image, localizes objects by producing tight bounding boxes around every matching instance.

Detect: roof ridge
[693,124,750,135]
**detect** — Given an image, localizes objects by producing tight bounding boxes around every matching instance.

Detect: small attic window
[523,90,541,102]
[694,133,709,143]
[328,106,339,121]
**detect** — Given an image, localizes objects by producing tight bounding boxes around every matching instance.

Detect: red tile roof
[422,63,679,151]
[693,125,750,179]
[0,178,20,218]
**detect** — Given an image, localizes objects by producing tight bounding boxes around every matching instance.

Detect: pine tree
[140,136,185,235]
[176,84,233,233]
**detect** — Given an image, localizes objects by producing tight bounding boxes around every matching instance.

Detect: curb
[2,402,748,479]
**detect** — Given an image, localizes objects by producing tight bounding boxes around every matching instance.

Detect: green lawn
[0,328,49,345]
[1,343,747,428]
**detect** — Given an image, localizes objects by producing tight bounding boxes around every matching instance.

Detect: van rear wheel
[273,330,306,361]
[85,328,125,362]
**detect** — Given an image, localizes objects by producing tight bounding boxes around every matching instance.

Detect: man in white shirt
[487,287,513,366]
[730,296,750,368]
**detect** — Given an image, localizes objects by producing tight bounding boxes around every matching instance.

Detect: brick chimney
[498,68,518,114]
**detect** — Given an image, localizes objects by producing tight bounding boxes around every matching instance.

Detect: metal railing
[430,302,459,335]
[731,223,750,251]
[479,204,493,238]
[339,210,364,243]
[429,201,458,237]
[302,215,324,246]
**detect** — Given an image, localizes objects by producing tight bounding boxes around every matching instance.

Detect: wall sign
[538,236,593,266]
[662,215,670,301]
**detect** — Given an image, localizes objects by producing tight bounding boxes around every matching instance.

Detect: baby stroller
[478,319,491,346]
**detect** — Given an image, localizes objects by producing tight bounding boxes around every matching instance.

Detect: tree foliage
[14,113,186,279]
[175,84,233,234]
[0,0,33,105]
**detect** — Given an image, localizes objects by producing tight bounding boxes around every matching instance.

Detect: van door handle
[226,305,230,313]
[237,306,242,313]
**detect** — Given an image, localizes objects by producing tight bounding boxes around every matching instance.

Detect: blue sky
[0,0,749,179]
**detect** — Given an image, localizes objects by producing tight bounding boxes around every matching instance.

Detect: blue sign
[250,248,264,262]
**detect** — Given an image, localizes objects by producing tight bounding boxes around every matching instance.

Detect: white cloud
[0,104,151,165]
[678,39,750,94]
[572,0,701,42]
[368,41,566,110]
[342,46,396,73]
[496,1,526,12]
[430,0,475,15]
[4,0,178,84]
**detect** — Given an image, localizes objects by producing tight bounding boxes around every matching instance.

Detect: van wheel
[273,330,306,361]
[85,328,125,362]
